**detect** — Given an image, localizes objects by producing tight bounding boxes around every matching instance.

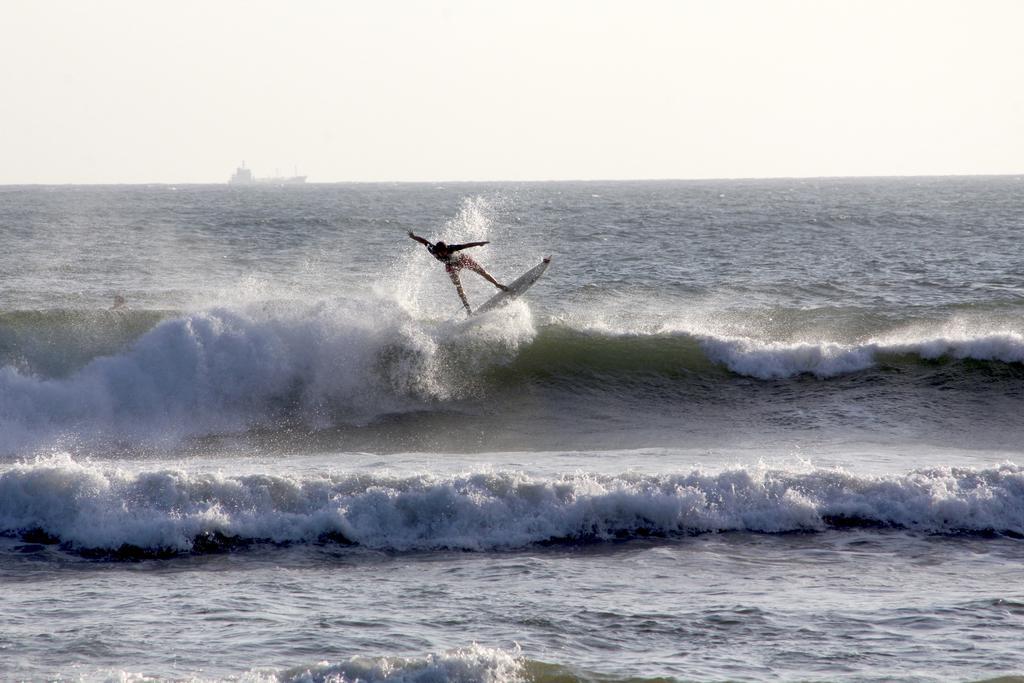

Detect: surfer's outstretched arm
[449,241,489,252]
[408,231,432,247]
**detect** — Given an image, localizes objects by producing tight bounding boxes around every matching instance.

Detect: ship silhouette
[229,162,306,185]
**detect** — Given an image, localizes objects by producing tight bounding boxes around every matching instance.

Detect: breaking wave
[3,457,1022,556]
[698,329,1024,379]
[0,300,535,453]
[1,300,1022,453]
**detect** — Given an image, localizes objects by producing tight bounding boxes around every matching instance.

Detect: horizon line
[1,171,1022,187]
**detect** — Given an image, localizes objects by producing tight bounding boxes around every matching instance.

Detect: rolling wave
[1,301,1022,452]
[501,325,1024,380]
[3,458,1022,556]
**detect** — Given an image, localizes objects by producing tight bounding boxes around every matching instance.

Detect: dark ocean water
[1,178,1023,681]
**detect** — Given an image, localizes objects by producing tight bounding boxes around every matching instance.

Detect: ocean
[1,177,1023,682]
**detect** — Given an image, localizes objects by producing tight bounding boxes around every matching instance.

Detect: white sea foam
[698,329,1024,379]
[698,336,878,379]
[3,457,1021,552]
[881,329,1024,363]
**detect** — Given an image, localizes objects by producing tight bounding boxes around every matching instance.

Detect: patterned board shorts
[444,255,479,274]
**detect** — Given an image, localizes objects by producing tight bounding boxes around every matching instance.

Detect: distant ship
[229,163,306,185]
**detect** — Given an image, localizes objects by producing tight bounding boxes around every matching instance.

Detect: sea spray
[0,297,536,453]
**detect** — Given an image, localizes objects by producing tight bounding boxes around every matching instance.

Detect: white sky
[1,0,1021,183]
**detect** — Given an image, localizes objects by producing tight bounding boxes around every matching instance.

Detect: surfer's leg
[462,257,508,291]
[447,269,472,315]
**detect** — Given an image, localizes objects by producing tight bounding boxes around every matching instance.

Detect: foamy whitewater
[2,178,1023,681]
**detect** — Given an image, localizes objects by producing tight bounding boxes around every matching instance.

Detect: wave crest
[3,458,1022,555]
[2,301,1023,453]
[699,330,1024,379]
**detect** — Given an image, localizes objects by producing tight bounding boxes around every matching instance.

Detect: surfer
[408,231,508,314]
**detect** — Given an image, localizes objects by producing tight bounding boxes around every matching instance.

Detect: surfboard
[474,257,551,315]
